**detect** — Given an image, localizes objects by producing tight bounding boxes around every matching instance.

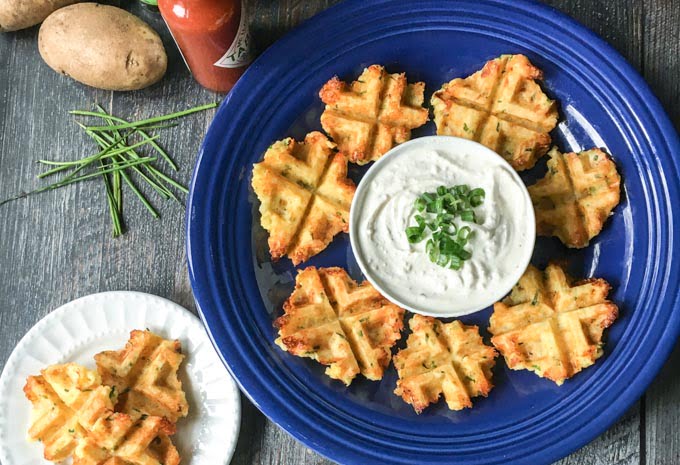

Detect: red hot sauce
[157,0,253,93]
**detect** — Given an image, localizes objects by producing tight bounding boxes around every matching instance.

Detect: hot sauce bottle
[157,0,253,93]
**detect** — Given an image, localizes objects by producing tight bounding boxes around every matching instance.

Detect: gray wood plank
[542,0,644,71]
[645,344,680,465]
[641,0,680,130]
[642,1,680,463]
[0,22,111,366]
[250,0,342,53]
[555,405,642,465]
[249,416,334,465]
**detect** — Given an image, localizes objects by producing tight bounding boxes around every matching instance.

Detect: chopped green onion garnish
[460,210,475,222]
[406,226,425,243]
[455,185,470,195]
[404,184,486,270]
[449,255,462,270]
[458,226,472,242]
[470,195,484,207]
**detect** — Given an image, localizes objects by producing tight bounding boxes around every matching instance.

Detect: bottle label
[214,1,253,69]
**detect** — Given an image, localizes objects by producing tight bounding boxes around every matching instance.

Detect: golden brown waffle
[319,65,429,165]
[73,414,179,465]
[23,373,99,462]
[528,147,621,248]
[393,315,497,413]
[24,363,180,465]
[431,54,558,171]
[251,132,356,265]
[489,264,618,385]
[275,266,404,385]
[94,330,189,423]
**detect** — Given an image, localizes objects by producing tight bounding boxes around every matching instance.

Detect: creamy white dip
[350,136,535,317]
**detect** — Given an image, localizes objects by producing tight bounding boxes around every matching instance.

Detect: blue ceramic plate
[186,1,680,464]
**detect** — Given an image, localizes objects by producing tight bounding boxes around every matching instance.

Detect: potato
[38,3,167,91]
[0,0,82,32]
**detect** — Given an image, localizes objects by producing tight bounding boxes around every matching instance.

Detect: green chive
[448,255,462,270]
[101,159,123,237]
[85,113,177,200]
[460,210,475,222]
[455,185,470,196]
[458,226,471,242]
[85,128,173,200]
[406,227,424,243]
[91,105,179,171]
[0,102,217,235]
[404,183,486,270]
[82,102,218,132]
[458,249,472,260]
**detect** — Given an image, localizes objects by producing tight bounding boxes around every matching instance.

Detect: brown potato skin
[0,0,82,32]
[38,3,167,91]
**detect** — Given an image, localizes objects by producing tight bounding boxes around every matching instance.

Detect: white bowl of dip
[349,136,535,317]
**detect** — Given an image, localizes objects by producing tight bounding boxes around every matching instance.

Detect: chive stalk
[80,102,217,132]
[0,102,217,235]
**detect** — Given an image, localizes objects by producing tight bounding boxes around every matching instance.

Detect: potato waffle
[73,416,179,465]
[319,65,429,165]
[24,363,180,465]
[393,315,497,413]
[528,147,621,248]
[252,132,356,265]
[431,54,558,170]
[95,330,189,423]
[275,266,404,385]
[489,264,618,385]
[23,372,102,462]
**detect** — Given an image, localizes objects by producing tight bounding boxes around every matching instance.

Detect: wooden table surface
[1,1,678,464]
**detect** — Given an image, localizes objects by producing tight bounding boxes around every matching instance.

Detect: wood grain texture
[0,1,677,465]
[642,2,680,464]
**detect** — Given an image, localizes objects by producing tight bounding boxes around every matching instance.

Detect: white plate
[0,291,241,465]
